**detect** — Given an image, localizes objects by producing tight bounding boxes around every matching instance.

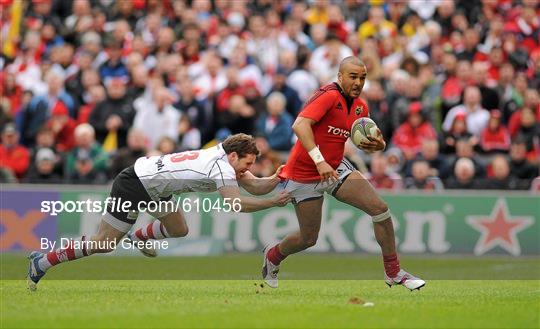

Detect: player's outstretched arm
[218,186,291,212]
[292,117,338,182]
[237,166,283,196]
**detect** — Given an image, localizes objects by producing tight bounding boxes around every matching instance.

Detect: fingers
[276,191,292,205]
[275,165,285,174]
[320,170,338,183]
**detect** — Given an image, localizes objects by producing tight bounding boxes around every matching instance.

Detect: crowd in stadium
[0,0,538,190]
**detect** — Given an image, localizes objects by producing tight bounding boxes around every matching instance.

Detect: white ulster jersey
[133,144,237,200]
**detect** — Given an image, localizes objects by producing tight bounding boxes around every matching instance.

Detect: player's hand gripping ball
[350,117,385,153]
[351,117,378,145]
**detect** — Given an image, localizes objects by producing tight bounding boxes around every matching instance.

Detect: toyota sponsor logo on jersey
[327,125,350,138]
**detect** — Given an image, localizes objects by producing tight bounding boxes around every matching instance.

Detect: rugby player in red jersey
[262,56,425,290]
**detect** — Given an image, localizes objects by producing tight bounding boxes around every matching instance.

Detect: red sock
[134,221,169,241]
[267,244,286,265]
[383,253,400,278]
[42,236,92,270]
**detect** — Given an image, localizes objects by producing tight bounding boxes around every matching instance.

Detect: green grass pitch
[1,254,539,328]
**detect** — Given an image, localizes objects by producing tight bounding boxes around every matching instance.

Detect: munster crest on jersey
[355,105,363,115]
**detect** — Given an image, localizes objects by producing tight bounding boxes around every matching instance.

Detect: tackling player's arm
[292,116,338,182]
[237,165,283,196]
[218,185,290,212]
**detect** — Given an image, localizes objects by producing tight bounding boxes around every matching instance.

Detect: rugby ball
[351,117,378,146]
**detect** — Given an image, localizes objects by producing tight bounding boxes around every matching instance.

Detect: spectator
[20,70,76,146]
[509,138,539,187]
[405,160,444,191]
[65,124,108,179]
[217,94,257,135]
[456,28,481,62]
[364,80,391,141]
[98,37,128,82]
[89,78,135,151]
[267,67,302,117]
[496,62,516,118]
[77,85,106,124]
[365,152,402,190]
[472,61,499,111]
[310,34,352,85]
[109,128,147,177]
[508,88,539,137]
[512,107,540,162]
[1,72,23,117]
[7,30,45,95]
[286,46,319,103]
[484,155,522,190]
[0,123,30,180]
[452,137,486,178]
[126,64,149,101]
[391,102,437,160]
[357,6,397,42]
[133,86,180,149]
[256,92,294,151]
[443,85,490,136]
[67,149,108,184]
[406,139,451,180]
[249,136,282,178]
[246,14,279,73]
[326,5,349,43]
[502,72,529,121]
[178,116,201,151]
[445,157,482,189]
[305,0,329,26]
[440,57,473,118]
[386,70,409,129]
[155,136,177,155]
[479,109,511,154]
[24,148,62,184]
[243,80,265,118]
[227,42,263,93]
[173,76,208,143]
[30,126,56,165]
[278,18,312,53]
[193,53,228,100]
[215,67,244,114]
[46,101,77,153]
[385,147,406,176]
[69,68,101,107]
[440,112,476,154]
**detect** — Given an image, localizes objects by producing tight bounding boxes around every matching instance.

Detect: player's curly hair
[222,133,260,158]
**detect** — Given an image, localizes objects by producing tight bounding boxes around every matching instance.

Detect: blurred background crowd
[0,0,538,191]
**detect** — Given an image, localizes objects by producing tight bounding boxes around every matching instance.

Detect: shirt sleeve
[209,160,238,189]
[298,90,337,123]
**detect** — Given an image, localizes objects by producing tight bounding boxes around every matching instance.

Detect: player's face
[230,153,257,174]
[338,64,367,98]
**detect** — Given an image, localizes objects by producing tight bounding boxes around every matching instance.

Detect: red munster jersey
[281,82,370,182]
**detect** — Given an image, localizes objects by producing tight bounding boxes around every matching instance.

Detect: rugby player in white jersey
[27,134,291,291]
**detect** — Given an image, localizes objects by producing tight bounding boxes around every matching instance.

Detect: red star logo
[466,199,533,256]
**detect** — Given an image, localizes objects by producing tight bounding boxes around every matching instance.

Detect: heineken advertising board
[1,186,538,256]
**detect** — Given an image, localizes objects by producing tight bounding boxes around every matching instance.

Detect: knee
[301,235,318,248]
[370,200,389,217]
[167,224,189,238]
[371,202,392,223]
